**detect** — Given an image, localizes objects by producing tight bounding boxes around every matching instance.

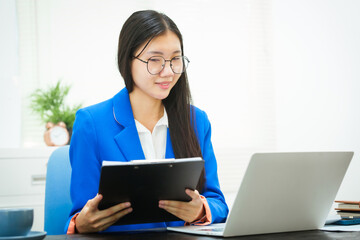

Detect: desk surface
[44,230,360,240]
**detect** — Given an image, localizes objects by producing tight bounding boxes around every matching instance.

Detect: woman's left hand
[159,189,204,223]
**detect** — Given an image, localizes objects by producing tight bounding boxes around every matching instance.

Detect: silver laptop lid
[223,152,353,237]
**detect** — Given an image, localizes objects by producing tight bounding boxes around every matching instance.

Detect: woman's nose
[159,61,174,77]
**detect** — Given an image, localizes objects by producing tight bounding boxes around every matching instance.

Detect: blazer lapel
[112,88,145,161]
[165,128,175,159]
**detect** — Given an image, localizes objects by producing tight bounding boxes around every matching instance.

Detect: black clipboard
[98,157,204,225]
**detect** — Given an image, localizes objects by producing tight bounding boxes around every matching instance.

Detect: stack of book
[334,200,360,225]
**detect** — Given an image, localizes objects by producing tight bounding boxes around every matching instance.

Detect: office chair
[44,145,72,235]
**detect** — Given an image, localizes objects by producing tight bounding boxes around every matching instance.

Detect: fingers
[96,201,132,220]
[160,201,187,215]
[159,200,189,221]
[87,194,103,210]
[93,206,133,232]
[185,189,200,199]
[160,200,200,223]
[159,189,204,223]
[159,200,186,212]
[75,194,132,233]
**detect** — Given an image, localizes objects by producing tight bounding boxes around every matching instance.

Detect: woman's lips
[156,81,171,89]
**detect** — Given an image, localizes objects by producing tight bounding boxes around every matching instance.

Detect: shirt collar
[156,107,168,127]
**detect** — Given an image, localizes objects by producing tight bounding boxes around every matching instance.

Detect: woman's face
[131,31,182,101]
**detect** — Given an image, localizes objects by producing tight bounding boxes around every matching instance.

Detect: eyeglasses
[134,55,190,75]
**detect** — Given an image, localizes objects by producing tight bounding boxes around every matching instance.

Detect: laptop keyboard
[199,227,224,232]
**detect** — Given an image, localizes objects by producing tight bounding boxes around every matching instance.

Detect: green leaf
[29,80,82,129]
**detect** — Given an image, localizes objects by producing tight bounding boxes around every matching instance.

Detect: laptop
[167,152,353,237]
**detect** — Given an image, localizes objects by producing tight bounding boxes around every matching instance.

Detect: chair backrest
[44,145,72,235]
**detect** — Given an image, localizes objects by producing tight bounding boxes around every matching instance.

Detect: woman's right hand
[75,194,132,233]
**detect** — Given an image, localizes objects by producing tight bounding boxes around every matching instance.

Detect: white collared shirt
[134,109,168,159]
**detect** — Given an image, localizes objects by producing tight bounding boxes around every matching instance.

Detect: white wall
[1,0,276,195]
[45,0,275,152]
[272,0,360,199]
[2,0,359,199]
[0,0,21,148]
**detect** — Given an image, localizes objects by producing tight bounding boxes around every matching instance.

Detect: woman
[66,10,228,234]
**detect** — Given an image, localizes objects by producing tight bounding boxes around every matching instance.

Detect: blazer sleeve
[64,108,102,232]
[196,110,229,223]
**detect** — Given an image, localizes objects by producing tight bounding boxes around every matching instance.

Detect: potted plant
[30,80,82,145]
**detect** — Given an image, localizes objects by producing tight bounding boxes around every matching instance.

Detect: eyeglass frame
[133,55,190,75]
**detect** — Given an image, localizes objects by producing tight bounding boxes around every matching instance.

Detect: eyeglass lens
[147,56,189,75]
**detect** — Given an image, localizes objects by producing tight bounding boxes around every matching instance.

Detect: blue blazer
[66,88,228,233]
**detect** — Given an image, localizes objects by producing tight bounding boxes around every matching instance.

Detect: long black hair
[117,10,205,192]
